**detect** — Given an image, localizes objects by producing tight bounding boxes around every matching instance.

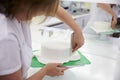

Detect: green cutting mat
[31,51,91,68]
[97,29,120,34]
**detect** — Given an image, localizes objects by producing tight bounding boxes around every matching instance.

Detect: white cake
[93,21,111,30]
[41,41,72,63]
[92,21,113,33]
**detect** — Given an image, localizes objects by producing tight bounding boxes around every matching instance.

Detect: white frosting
[41,41,72,63]
[93,21,111,30]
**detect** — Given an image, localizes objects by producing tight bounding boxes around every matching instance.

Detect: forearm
[56,6,82,34]
[97,3,116,17]
[26,68,46,80]
[56,6,84,50]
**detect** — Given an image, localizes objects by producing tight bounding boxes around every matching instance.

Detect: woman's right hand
[71,32,84,52]
[43,63,68,77]
[111,15,117,29]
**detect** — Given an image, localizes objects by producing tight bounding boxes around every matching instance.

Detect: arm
[27,63,65,80]
[97,3,117,28]
[0,69,22,80]
[56,6,84,52]
[0,63,68,80]
[0,69,46,80]
[27,68,46,80]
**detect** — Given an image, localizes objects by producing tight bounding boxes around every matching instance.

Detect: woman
[0,0,84,80]
[83,3,117,34]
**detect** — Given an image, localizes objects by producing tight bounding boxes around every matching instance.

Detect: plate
[31,51,91,68]
[91,26,120,35]
[34,51,81,64]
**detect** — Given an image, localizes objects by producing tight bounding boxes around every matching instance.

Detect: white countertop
[28,53,117,80]
[28,26,120,80]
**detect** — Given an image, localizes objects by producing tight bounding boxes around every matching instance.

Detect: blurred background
[29,1,120,80]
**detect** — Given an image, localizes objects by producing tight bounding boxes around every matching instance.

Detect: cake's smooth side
[94,22,111,30]
[41,41,72,63]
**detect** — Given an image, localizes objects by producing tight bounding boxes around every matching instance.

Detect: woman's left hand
[72,32,84,52]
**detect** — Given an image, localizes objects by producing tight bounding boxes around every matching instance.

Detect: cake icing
[93,21,111,30]
[41,41,72,63]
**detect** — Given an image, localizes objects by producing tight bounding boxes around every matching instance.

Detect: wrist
[74,29,83,36]
[41,67,47,76]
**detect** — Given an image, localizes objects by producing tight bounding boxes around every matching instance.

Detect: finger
[72,44,79,52]
[71,35,76,49]
[72,43,77,52]
[50,75,55,77]
[76,41,83,49]
[113,18,117,24]
[56,67,67,73]
[53,63,63,67]
[73,45,79,52]
[72,40,76,49]
[59,72,64,75]
[57,70,65,76]
[73,49,77,52]
[111,24,115,29]
[56,73,64,76]
[56,67,61,72]
[59,67,69,72]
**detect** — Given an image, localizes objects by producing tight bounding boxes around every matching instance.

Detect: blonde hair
[0,0,59,19]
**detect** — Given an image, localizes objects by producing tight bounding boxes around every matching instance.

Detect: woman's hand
[43,63,68,77]
[72,32,84,52]
[111,15,117,29]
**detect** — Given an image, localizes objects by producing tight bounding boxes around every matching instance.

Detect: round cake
[41,41,72,63]
[93,21,111,30]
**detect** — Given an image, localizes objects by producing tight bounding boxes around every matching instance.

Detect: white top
[0,14,33,79]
